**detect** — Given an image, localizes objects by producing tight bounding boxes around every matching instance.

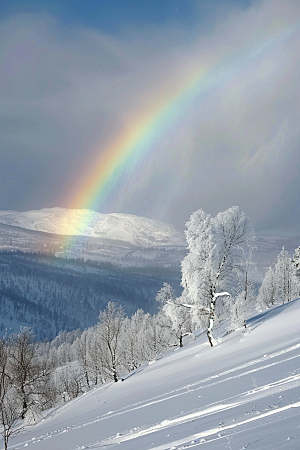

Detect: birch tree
[181,206,255,346]
[292,246,300,278]
[8,328,48,421]
[96,302,126,382]
[230,248,256,330]
[258,247,299,309]
[74,330,91,388]
[0,338,23,450]
[156,283,192,347]
[276,247,299,303]
[122,310,149,372]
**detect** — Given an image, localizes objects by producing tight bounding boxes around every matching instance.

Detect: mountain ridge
[0,207,185,248]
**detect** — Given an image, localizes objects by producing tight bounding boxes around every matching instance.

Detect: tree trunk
[21,385,27,420]
[206,292,230,347]
[207,318,214,347]
[179,335,183,348]
[85,371,90,388]
[4,429,8,450]
[207,294,216,347]
[112,362,118,382]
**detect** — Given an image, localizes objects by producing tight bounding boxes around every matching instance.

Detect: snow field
[6,299,300,450]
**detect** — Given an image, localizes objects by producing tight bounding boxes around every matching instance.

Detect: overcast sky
[0,0,299,231]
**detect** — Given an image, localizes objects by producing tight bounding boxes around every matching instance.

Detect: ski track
[10,341,300,450]
[143,402,300,450]
[82,374,300,449]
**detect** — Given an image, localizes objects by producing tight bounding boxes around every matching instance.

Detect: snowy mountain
[0,208,185,248]
[7,298,300,450]
[1,207,300,270]
[1,207,300,275]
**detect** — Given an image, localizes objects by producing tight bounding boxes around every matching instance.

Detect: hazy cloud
[0,0,300,230]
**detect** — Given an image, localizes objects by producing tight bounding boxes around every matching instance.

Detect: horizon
[1,205,300,236]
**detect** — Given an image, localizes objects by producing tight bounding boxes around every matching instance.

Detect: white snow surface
[6,299,300,450]
[0,208,185,247]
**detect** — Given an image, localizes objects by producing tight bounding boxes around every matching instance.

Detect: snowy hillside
[0,208,185,248]
[7,299,300,450]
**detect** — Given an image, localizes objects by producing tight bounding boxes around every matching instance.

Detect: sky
[0,0,300,231]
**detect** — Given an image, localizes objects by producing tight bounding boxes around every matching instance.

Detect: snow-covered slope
[8,299,300,450]
[0,208,185,248]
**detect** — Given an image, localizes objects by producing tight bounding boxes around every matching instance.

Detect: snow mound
[0,208,185,248]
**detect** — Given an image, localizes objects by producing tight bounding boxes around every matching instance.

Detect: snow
[5,298,300,450]
[0,208,185,248]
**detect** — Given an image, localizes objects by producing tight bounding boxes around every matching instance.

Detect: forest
[0,251,181,339]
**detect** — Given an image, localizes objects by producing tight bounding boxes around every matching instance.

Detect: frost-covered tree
[96,302,126,382]
[139,312,173,360]
[181,206,255,346]
[0,338,24,450]
[230,292,248,330]
[86,327,106,385]
[275,247,298,303]
[156,283,192,347]
[74,330,91,388]
[292,246,300,277]
[257,266,276,309]
[230,248,256,330]
[258,247,299,309]
[122,310,149,372]
[8,328,50,421]
[0,384,23,450]
[53,361,83,402]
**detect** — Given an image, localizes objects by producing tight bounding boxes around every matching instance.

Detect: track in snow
[10,341,300,450]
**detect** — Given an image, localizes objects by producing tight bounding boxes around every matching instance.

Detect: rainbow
[65,18,299,238]
[69,64,210,212]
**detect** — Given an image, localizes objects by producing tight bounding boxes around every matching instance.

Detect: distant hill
[0,208,185,247]
[0,208,187,268]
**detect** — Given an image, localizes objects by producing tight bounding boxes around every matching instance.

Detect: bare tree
[53,362,83,402]
[0,338,23,450]
[8,328,49,421]
[86,327,106,385]
[97,302,125,382]
[74,330,91,388]
[156,283,192,347]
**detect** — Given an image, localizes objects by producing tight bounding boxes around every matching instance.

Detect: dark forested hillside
[0,251,181,339]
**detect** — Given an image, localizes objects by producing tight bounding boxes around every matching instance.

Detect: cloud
[0,0,300,231]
